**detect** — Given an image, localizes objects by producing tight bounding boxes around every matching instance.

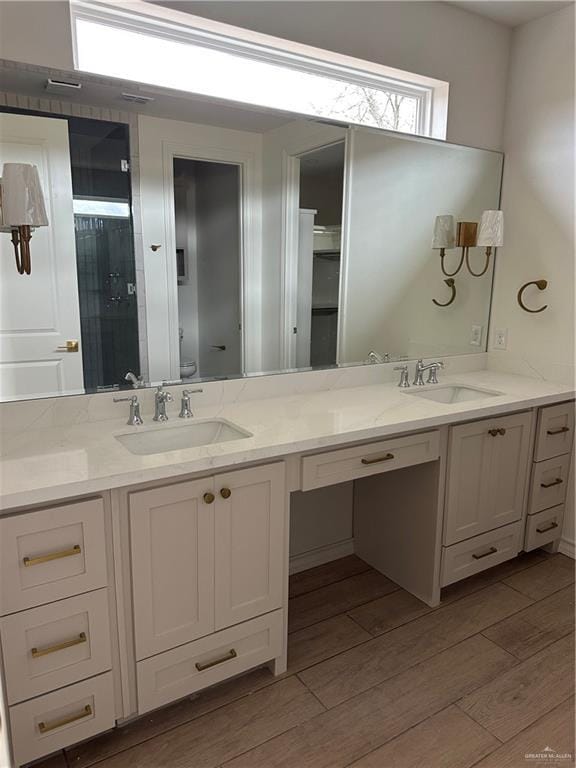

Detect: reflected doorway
[173,158,242,380]
[295,142,345,368]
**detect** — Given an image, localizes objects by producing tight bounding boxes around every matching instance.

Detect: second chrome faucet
[394,359,444,387]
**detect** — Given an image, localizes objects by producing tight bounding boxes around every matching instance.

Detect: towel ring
[432,278,456,307]
[517,279,548,313]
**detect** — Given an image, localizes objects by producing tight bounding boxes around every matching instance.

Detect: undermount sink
[116,419,252,455]
[405,385,502,404]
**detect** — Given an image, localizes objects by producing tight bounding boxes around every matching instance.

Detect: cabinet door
[445,412,532,545]
[214,463,285,630]
[129,479,215,660]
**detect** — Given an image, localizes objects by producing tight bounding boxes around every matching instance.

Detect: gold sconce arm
[439,249,465,277]
[517,279,548,313]
[432,278,456,307]
[466,246,492,277]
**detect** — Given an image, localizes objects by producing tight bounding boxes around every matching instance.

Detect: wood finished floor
[34,551,574,768]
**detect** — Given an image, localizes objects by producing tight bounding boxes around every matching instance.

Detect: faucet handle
[113,395,143,425]
[179,388,203,418]
[393,365,410,388]
[183,388,203,396]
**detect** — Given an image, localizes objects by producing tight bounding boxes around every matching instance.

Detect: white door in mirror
[0,114,84,401]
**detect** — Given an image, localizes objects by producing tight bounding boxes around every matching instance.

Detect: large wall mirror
[0,61,503,401]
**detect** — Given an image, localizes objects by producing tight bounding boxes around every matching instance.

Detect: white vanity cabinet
[444,411,532,545]
[0,498,116,767]
[128,462,286,713]
[441,411,533,585]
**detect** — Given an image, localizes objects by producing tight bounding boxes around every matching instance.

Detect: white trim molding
[289,539,355,575]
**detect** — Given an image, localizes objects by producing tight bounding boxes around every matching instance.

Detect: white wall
[489,5,575,553]
[162,0,510,150]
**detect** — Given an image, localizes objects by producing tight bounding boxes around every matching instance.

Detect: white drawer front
[0,498,107,615]
[0,590,112,705]
[535,402,575,461]
[441,521,522,587]
[9,672,115,767]
[136,610,283,714]
[525,505,565,552]
[301,431,440,491]
[529,454,570,515]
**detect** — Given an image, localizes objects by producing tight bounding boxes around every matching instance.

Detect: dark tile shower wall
[74,217,139,390]
[69,118,140,391]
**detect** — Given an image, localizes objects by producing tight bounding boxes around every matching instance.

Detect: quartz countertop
[1,370,573,511]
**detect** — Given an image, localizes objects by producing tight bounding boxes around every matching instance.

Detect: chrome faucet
[413,359,444,386]
[154,386,173,421]
[367,350,390,364]
[179,388,203,418]
[124,371,145,389]
[114,395,143,425]
[393,365,410,388]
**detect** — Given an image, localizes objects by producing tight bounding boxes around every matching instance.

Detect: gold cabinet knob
[203,492,215,504]
[220,488,232,499]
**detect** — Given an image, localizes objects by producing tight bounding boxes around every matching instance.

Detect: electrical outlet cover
[494,328,508,350]
[470,325,483,346]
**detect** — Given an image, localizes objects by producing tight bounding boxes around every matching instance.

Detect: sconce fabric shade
[0,163,48,228]
[477,210,503,247]
[432,215,455,249]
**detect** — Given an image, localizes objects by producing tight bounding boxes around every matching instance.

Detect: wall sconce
[0,163,48,275]
[432,210,503,278]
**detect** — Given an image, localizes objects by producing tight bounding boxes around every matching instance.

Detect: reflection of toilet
[180,361,197,379]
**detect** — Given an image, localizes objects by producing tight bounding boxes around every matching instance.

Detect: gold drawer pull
[195,648,237,671]
[547,426,570,435]
[489,428,506,437]
[38,704,92,733]
[536,521,559,534]
[23,544,81,567]
[361,453,395,465]
[540,477,563,489]
[31,632,87,659]
[220,487,232,499]
[203,492,215,504]
[472,546,497,560]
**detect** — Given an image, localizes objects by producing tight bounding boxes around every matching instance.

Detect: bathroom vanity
[0,369,573,766]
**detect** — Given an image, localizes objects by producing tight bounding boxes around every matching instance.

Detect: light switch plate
[470,325,483,346]
[494,328,508,350]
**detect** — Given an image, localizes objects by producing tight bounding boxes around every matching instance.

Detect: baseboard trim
[559,537,575,559]
[289,539,354,575]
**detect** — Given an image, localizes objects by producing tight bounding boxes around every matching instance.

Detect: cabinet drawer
[136,610,283,714]
[441,521,522,587]
[535,402,574,461]
[0,498,107,615]
[301,431,440,491]
[528,454,570,515]
[9,671,115,767]
[0,590,112,705]
[525,505,565,552]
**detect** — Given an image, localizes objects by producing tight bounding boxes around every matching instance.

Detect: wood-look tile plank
[458,633,575,742]
[348,705,500,768]
[288,570,398,634]
[349,588,432,635]
[299,583,532,708]
[91,677,323,768]
[66,667,278,768]
[289,555,371,598]
[287,614,371,674]
[472,697,575,767]
[502,554,574,601]
[222,635,516,768]
[483,585,575,659]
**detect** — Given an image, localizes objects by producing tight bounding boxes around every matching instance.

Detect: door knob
[203,492,215,504]
[211,345,226,351]
[220,488,232,499]
[55,340,79,353]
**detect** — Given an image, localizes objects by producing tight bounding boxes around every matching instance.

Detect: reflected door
[0,113,83,400]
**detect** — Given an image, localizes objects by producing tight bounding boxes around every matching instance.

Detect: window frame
[70,0,448,138]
